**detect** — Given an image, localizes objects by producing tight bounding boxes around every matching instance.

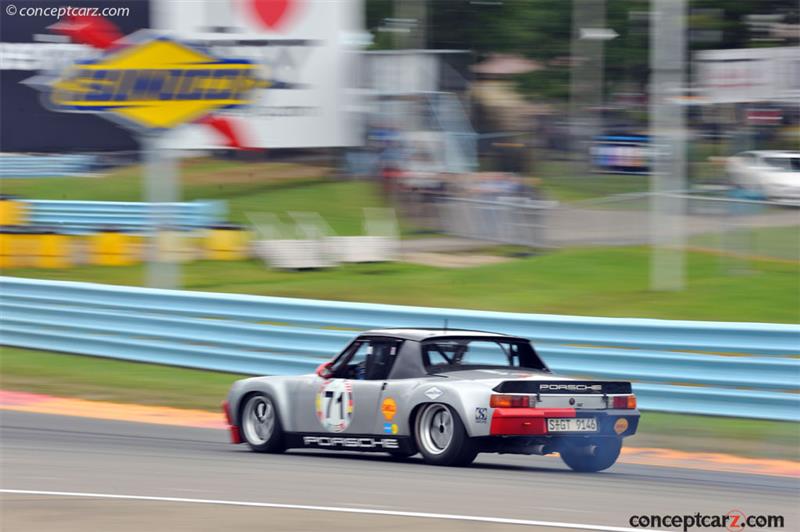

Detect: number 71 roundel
[315,380,354,432]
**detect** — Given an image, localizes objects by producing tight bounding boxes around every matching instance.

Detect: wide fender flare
[407,382,493,438]
[228,376,297,430]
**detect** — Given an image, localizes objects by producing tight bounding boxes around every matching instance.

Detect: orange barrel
[0,226,21,268]
[14,226,40,267]
[204,223,248,261]
[37,228,71,269]
[0,195,26,226]
[90,227,134,266]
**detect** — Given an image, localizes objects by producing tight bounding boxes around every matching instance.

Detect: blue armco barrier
[0,276,798,421]
[19,200,227,233]
[0,154,97,177]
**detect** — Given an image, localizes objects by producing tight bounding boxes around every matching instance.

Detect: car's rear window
[421,337,547,373]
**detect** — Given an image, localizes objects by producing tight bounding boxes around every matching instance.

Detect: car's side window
[330,339,401,380]
[364,341,400,381]
[330,341,366,379]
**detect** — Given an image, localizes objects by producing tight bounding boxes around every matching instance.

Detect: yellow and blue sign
[40,32,268,131]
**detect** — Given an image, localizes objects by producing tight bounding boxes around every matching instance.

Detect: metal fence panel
[440,197,555,247]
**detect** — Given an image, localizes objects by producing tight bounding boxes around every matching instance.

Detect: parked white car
[727,151,800,204]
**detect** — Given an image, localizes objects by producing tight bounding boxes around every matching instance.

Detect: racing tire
[560,438,621,472]
[414,403,478,467]
[240,393,286,453]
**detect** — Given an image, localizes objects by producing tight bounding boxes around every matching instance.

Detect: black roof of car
[359,328,526,342]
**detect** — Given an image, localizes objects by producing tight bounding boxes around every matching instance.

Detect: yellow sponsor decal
[380,397,397,421]
[45,33,268,130]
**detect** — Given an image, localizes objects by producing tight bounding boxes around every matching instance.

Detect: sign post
[32,31,267,288]
[142,134,179,289]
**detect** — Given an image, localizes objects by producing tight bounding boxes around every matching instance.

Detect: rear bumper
[489,407,639,438]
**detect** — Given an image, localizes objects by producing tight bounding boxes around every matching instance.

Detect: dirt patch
[400,252,512,268]
[181,159,331,186]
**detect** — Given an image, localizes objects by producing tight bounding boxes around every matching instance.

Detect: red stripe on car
[489,408,576,436]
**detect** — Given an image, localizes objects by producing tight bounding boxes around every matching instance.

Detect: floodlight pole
[569,0,606,171]
[649,0,687,291]
[142,134,179,289]
[393,0,426,50]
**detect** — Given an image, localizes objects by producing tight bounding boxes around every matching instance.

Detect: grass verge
[1,347,242,411]
[1,158,389,235]
[2,347,797,460]
[4,246,799,323]
[689,225,800,263]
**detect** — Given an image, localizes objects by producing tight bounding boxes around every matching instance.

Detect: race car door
[295,338,401,435]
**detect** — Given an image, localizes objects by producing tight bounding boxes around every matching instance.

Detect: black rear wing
[494,380,632,394]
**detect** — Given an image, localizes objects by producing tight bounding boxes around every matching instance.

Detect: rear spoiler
[494,380,632,394]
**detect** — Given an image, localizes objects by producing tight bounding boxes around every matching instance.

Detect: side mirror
[316,361,333,379]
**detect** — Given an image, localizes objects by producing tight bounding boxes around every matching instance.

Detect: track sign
[34,32,267,131]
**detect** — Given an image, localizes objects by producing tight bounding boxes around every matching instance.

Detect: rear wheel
[241,393,285,453]
[414,403,477,466]
[560,438,621,472]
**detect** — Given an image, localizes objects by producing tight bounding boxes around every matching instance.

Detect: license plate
[547,418,597,433]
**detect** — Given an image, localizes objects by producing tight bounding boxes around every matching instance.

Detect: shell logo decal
[380,397,397,421]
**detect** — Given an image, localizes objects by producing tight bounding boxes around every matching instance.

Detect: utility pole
[141,8,182,290]
[569,0,609,173]
[649,0,687,291]
[393,0,427,50]
[143,134,180,290]
[391,0,427,141]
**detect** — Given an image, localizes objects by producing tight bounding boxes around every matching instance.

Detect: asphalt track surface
[1,411,798,531]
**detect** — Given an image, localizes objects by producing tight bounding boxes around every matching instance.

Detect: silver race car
[223,329,640,471]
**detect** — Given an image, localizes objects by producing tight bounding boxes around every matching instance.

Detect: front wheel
[241,393,285,453]
[560,438,621,472]
[414,403,477,466]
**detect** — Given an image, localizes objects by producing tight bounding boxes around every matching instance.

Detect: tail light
[612,395,636,409]
[490,394,531,408]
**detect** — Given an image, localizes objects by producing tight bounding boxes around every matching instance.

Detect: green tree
[365,0,798,101]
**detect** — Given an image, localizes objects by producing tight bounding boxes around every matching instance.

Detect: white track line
[1,489,669,532]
